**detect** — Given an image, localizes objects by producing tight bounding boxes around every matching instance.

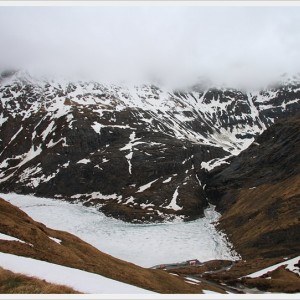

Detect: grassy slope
[0,267,80,294]
[241,266,300,293]
[218,175,300,259]
[168,257,300,293]
[0,196,213,294]
[207,116,300,260]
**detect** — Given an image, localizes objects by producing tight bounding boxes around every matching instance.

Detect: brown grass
[0,197,206,294]
[202,257,289,282]
[0,267,79,294]
[242,266,300,293]
[172,257,300,294]
[218,174,300,259]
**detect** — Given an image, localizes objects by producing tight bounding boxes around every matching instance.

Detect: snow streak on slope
[246,256,300,278]
[0,252,155,294]
[1,193,240,267]
[0,70,280,154]
[0,233,26,244]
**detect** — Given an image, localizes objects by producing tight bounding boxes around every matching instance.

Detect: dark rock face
[205,115,300,258]
[0,71,300,222]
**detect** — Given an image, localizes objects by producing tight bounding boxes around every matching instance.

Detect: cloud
[0,5,300,87]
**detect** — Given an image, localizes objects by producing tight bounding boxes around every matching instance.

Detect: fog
[1,5,300,88]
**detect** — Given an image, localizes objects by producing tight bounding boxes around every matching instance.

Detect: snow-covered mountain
[0,70,299,222]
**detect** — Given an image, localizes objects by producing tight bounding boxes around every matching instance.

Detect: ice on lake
[0,193,239,267]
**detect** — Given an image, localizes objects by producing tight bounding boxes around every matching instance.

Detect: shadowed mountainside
[206,115,300,259]
[0,70,300,222]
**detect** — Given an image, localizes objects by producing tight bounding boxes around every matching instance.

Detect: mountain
[206,114,300,259]
[0,70,300,222]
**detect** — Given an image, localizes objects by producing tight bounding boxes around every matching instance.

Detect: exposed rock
[0,70,300,222]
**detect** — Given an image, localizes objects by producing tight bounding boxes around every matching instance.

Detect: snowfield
[0,193,239,267]
[0,252,154,294]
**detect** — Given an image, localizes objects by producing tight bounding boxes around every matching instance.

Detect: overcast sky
[1,5,300,87]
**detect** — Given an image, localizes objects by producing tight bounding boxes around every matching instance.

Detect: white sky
[0,5,300,87]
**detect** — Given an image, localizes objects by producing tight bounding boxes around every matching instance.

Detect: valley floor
[0,193,239,267]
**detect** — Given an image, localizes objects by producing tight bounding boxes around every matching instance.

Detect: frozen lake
[0,193,239,267]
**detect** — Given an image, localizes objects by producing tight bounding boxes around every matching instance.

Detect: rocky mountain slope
[206,114,300,259]
[0,70,300,222]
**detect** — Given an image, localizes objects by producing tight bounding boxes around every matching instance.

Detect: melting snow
[76,158,91,164]
[46,137,68,148]
[0,252,154,294]
[41,120,55,141]
[0,114,8,127]
[120,131,145,175]
[136,179,158,193]
[125,152,133,174]
[246,256,300,278]
[162,177,172,183]
[62,161,70,168]
[185,277,201,283]
[0,233,26,244]
[71,192,120,201]
[124,196,135,204]
[165,187,182,211]
[91,122,103,134]
[0,145,42,183]
[49,237,62,244]
[203,290,221,294]
[201,155,232,172]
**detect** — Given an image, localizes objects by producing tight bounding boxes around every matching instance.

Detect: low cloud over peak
[1,5,300,88]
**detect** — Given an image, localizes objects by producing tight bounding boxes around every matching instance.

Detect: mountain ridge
[0,70,299,222]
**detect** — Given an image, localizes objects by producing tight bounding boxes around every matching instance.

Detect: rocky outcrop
[0,70,300,222]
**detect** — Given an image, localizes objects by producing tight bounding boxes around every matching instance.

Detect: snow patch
[203,289,221,294]
[71,192,121,201]
[201,155,232,172]
[49,237,62,244]
[246,256,300,278]
[0,233,26,244]
[165,187,182,211]
[0,252,154,294]
[162,177,172,183]
[120,131,145,175]
[91,122,103,134]
[41,120,55,141]
[136,179,158,193]
[77,158,91,164]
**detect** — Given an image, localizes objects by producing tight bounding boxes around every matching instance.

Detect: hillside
[206,115,300,259]
[0,71,300,222]
[0,196,223,294]
[0,267,79,294]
